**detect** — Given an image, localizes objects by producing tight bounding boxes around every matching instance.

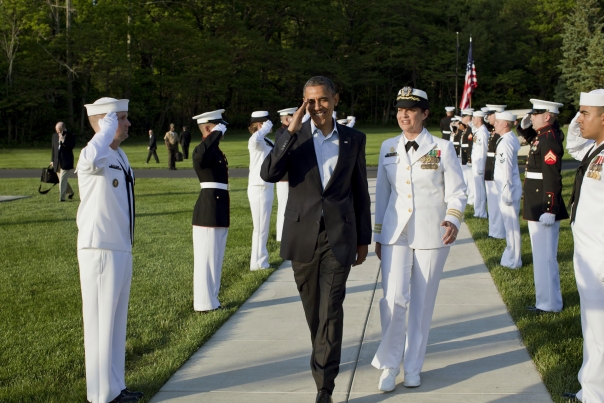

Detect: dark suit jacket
[148,134,157,150]
[51,130,76,171]
[261,120,372,267]
[180,130,192,146]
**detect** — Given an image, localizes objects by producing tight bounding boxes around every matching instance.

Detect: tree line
[1,0,601,145]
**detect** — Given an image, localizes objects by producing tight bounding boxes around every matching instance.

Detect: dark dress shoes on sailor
[315,390,333,403]
[526,306,547,314]
[562,392,578,402]
[68,193,74,199]
[122,389,144,399]
[108,391,140,403]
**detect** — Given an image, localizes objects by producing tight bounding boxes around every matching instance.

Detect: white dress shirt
[311,118,339,189]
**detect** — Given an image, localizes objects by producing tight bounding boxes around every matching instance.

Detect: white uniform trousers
[193,226,228,311]
[574,253,604,403]
[276,181,289,242]
[248,185,274,270]
[78,249,132,403]
[486,181,505,239]
[58,168,74,201]
[472,172,487,218]
[462,165,475,205]
[499,200,522,269]
[528,221,562,312]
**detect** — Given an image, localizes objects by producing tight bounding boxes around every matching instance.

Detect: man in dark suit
[145,129,159,164]
[261,76,372,403]
[50,121,76,201]
[180,125,192,159]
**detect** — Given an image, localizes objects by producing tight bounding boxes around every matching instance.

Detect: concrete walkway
[150,179,553,403]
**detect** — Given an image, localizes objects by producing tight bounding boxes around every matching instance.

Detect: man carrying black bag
[50,121,76,201]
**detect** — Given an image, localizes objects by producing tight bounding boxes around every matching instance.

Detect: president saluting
[261,76,372,403]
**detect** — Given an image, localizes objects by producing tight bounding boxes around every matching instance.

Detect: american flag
[460,38,477,110]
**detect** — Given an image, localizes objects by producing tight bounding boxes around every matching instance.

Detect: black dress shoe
[121,388,144,399]
[562,392,578,402]
[526,306,547,314]
[315,390,333,403]
[108,391,139,403]
[68,193,74,200]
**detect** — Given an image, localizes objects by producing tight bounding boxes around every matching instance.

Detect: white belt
[462,144,469,148]
[487,152,495,157]
[525,172,543,180]
[200,182,229,190]
[452,142,460,145]
[442,131,451,134]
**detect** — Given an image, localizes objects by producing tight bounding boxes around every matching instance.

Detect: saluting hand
[441,220,459,245]
[99,111,118,134]
[287,100,309,134]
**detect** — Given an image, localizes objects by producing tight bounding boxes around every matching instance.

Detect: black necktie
[570,143,604,223]
[405,141,419,152]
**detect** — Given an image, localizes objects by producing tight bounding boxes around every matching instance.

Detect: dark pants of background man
[291,218,351,395]
[167,145,177,169]
[182,143,190,159]
[147,149,159,163]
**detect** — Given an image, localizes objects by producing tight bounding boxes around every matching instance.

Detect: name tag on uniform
[109,164,122,170]
[385,146,398,158]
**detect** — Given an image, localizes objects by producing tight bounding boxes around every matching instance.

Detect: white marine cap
[250,110,270,123]
[347,116,355,119]
[445,106,455,112]
[486,104,507,112]
[461,109,474,116]
[529,99,564,114]
[84,97,129,116]
[278,107,297,116]
[192,109,228,125]
[473,111,486,117]
[580,89,604,106]
[337,119,348,124]
[495,111,517,122]
[451,116,461,122]
[481,107,490,112]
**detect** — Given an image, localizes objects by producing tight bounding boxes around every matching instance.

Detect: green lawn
[0,177,282,402]
[464,170,581,403]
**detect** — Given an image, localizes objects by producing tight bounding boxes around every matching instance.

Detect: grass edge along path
[463,171,582,403]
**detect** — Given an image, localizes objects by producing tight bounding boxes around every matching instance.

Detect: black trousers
[292,219,351,394]
[146,149,159,163]
[182,143,190,159]
[167,147,176,169]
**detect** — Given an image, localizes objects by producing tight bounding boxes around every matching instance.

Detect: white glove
[98,111,118,134]
[568,111,581,137]
[520,114,532,129]
[302,112,311,123]
[539,213,556,226]
[332,111,337,119]
[347,117,356,128]
[256,120,273,136]
[213,123,227,135]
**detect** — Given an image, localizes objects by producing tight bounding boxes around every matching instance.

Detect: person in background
[484,105,507,239]
[164,123,179,170]
[274,107,297,242]
[51,121,76,201]
[180,125,192,159]
[145,129,159,164]
[440,107,455,141]
[471,111,489,218]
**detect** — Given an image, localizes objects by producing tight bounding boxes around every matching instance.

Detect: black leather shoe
[68,193,74,200]
[315,390,333,403]
[122,388,144,399]
[562,392,578,402]
[108,392,139,403]
[526,306,547,314]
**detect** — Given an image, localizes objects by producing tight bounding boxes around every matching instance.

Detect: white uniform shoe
[404,373,421,388]
[378,367,400,392]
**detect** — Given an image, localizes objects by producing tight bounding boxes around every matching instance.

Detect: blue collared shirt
[311,118,339,189]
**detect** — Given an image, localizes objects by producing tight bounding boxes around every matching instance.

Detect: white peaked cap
[495,111,517,122]
[337,119,348,124]
[251,111,269,118]
[84,97,129,116]
[278,107,297,116]
[580,89,604,106]
[451,116,461,121]
[486,104,507,112]
[347,116,355,119]
[193,109,226,124]
[461,109,474,116]
[445,106,455,112]
[473,111,486,117]
[529,99,564,114]
[481,107,490,112]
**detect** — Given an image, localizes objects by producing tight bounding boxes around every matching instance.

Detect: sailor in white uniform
[248,111,274,270]
[274,108,297,242]
[77,98,143,403]
[484,104,507,238]
[372,87,467,393]
[471,111,489,218]
[564,89,604,403]
[493,111,522,269]
[460,109,475,205]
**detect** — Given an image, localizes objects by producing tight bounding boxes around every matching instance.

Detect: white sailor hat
[529,99,563,114]
[347,115,355,120]
[84,97,129,116]
[486,104,507,113]
[451,116,461,122]
[495,111,517,122]
[580,89,604,106]
[395,87,429,109]
[473,111,486,118]
[278,107,297,116]
[250,111,270,123]
[481,107,490,112]
[445,106,455,112]
[192,109,228,125]
[337,119,348,124]
[461,109,474,116]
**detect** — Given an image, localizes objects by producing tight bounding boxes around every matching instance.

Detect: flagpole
[455,32,459,113]
[469,36,472,109]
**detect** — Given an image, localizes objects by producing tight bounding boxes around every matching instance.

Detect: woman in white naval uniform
[77,98,143,403]
[493,112,522,269]
[275,108,297,241]
[372,87,467,393]
[564,89,604,403]
[247,111,274,270]
[484,105,507,239]
[471,111,489,218]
